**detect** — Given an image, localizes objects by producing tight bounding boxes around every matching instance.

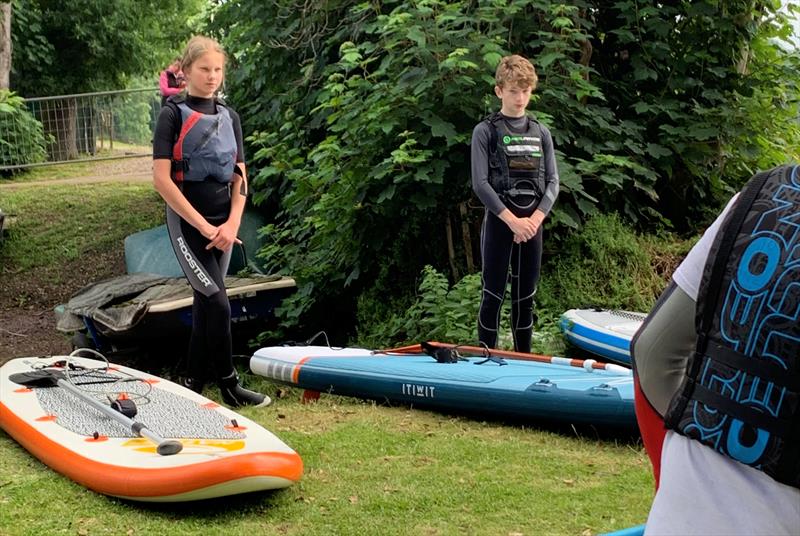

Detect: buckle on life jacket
[171,159,190,173]
[502,186,540,210]
[505,187,538,198]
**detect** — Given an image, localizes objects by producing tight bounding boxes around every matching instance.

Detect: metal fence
[0,87,161,171]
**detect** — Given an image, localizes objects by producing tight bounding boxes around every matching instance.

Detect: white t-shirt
[646,193,800,536]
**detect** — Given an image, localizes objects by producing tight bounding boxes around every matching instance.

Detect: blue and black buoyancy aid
[664,164,800,489]
[486,112,545,212]
[170,96,237,184]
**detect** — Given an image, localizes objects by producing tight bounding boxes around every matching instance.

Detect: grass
[0,163,655,535]
[0,183,164,273]
[0,379,653,536]
[2,159,99,182]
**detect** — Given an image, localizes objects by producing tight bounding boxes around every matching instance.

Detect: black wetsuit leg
[477,209,542,352]
[166,182,235,384]
[509,227,542,354]
[180,218,234,383]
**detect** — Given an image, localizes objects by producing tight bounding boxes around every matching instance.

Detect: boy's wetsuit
[471,113,559,352]
[153,94,245,386]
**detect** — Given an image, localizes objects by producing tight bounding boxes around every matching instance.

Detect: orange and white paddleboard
[0,355,303,502]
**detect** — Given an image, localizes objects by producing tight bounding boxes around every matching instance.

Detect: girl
[152,35,269,407]
[159,56,185,107]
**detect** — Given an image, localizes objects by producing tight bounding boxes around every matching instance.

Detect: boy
[471,55,559,353]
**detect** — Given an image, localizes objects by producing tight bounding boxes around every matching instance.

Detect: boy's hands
[499,209,545,243]
[499,209,536,242]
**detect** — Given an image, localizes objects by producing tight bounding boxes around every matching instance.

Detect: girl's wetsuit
[153,94,245,386]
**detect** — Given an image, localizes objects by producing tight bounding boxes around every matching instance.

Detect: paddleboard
[0,354,303,502]
[560,309,647,365]
[251,343,635,427]
[600,524,645,536]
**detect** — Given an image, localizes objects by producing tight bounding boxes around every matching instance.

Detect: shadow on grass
[378,400,643,445]
[115,487,288,517]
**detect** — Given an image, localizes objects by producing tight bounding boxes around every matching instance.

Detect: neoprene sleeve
[631,281,697,487]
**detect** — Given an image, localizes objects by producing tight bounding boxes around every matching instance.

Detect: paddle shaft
[56,378,183,456]
[388,342,631,375]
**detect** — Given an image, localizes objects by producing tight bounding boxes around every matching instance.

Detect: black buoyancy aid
[486,112,545,212]
[664,164,800,488]
[170,96,237,184]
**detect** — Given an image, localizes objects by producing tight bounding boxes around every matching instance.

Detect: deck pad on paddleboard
[0,355,303,502]
[560,309,647,365]
[35,369,243,439]
[251,346,635,427]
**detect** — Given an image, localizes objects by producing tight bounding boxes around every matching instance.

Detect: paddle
[10,367,183,456]
[385,341,632,375]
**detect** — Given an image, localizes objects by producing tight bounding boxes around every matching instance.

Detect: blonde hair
[495,55,538,91]
[180,35,227,73]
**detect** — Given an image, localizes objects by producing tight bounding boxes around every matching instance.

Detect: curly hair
[495,55,538,91]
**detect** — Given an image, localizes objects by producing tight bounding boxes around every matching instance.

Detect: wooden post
[445,213,459,281]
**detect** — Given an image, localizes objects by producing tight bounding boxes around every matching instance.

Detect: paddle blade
[9,369,64,387]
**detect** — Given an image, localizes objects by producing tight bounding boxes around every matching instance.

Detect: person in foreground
[632,164,800,535]
[152,35,269,408]
[471,54,559,353]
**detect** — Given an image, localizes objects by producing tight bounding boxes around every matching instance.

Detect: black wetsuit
[153,95,245,385]
[470,113,559,353]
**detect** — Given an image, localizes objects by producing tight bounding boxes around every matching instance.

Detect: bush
[354,265,485,348]
[113,93,156,146]
[214,0,799,341]
[355,214,694,353]
[0,90,49,171]
[536,213,693,317]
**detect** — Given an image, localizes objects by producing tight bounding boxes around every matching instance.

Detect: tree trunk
[40,98,78,161]
[0,3,11,89]
[445,213,459,281]
[459,202,475,274]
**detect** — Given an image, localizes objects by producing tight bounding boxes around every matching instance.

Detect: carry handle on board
[10,369,183,456]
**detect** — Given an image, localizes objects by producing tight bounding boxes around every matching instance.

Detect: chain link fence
[0,88,161,171]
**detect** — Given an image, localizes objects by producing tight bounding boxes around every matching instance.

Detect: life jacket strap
[690,382,792,437]
[171,111,204,182]
[704,343,800,391]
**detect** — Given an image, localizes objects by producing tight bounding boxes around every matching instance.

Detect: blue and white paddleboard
[251,345,635,428]
[560,309,647,365]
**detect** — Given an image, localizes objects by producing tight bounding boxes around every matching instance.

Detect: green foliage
[10,0,206,97]
[354,265,484,348]
[355,214,689,353]
[211,0,800,336]
[0,90,48,170]
[216,0,642,331]
[590,0,800,227]
[113,80,159,145]
[536,213,691,318]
